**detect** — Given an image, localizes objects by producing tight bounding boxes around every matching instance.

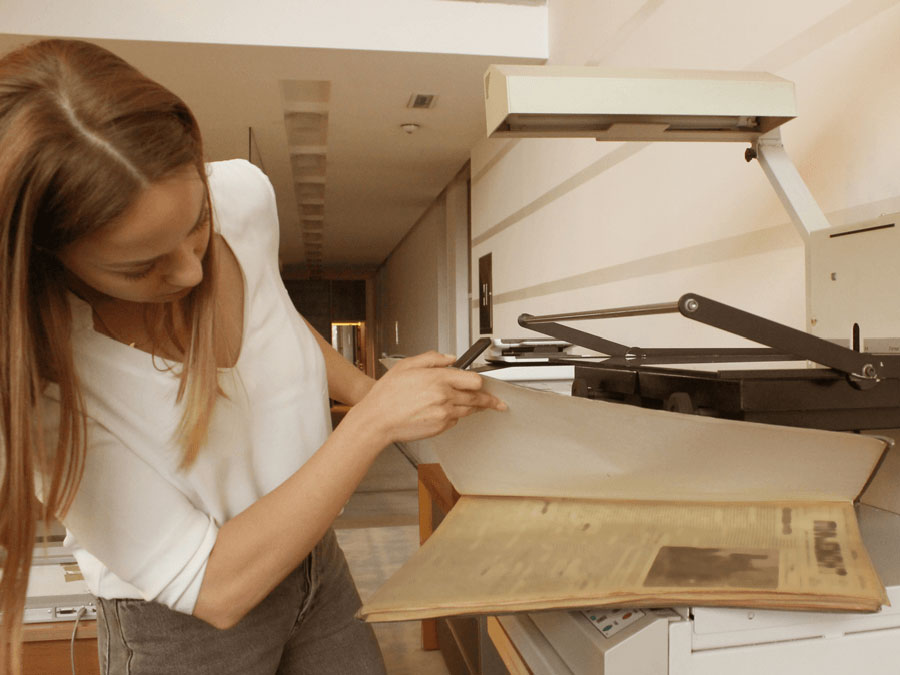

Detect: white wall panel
[378,201,442,359]
[377,169,472,359]
[0,0,547,58]
[775,9,900,213]
[469,0,900,353]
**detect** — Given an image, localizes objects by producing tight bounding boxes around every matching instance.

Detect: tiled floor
[335,443,419,529]
[335,446,450,675]
[337,525,449,675]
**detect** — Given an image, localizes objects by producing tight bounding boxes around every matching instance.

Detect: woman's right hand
[344,351,506,447]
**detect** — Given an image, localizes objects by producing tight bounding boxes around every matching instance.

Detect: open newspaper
[359,377,890,622]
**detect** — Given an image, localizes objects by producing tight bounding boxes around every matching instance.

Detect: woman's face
[58,166,210,304]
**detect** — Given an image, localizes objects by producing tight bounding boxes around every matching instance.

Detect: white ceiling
[0,33,543,274]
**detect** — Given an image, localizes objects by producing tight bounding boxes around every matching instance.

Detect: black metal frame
[518,292,900,390]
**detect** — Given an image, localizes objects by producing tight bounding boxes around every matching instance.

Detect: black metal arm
[517,292,900,388]
[677,293,900,386]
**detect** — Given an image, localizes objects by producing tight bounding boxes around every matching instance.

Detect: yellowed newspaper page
[406,378,886,503]
[359,496,887,622]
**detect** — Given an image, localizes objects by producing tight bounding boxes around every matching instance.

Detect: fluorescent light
[484,65,796,142]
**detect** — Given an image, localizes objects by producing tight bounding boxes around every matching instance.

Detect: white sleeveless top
[41,159,330,614]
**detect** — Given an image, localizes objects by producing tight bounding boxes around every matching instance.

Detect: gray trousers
[95,529,386,674]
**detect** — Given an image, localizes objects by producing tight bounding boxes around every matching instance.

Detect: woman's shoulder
[206,159,269,192]
[206,160,279,253]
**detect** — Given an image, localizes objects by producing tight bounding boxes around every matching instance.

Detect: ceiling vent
[407,93,438,109]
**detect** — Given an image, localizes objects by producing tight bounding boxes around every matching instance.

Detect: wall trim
[471,222,801,308]
[470,186,900,309]
[471,142,649,248]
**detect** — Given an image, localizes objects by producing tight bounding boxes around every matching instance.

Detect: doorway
[332,321,366,372]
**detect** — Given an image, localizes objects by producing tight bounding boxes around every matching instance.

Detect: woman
[0,39,504,674]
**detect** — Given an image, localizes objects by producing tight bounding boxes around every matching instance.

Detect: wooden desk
[417,464,506,675]
[485,617,532,675]
[23,619,99,675]
[417,463,460,650]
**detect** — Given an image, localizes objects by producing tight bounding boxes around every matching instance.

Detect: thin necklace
[91,304,139,349]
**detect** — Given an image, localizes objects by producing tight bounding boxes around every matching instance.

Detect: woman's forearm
[192,351,505,630]
[192,408,387,629]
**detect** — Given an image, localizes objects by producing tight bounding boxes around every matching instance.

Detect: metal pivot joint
[676,294,895,388]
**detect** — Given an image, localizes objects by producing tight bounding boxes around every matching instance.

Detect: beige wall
[470,0,900,352]
[376,169,470,365]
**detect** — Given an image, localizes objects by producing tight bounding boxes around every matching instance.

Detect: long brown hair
[0,39,220,673]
